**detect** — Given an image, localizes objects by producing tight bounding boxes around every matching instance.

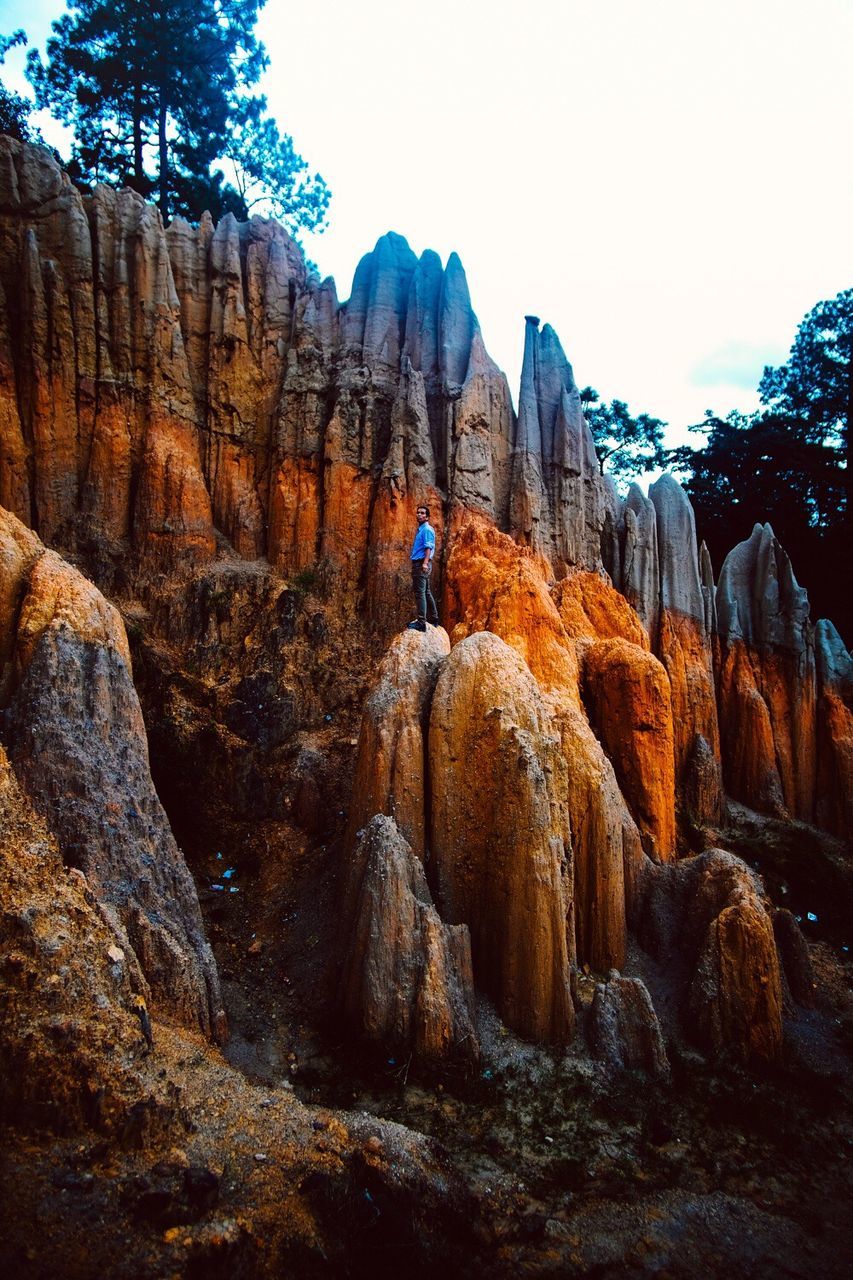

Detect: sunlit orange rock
[649,475,723,826]
[583,638,676,861]
[444,511,645,966]
[716,524,817,822]
[429,631,575,1042]
[553,569,649,651]
[347,626,450,861]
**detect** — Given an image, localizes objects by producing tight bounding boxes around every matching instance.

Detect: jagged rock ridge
[0,138,849,1072]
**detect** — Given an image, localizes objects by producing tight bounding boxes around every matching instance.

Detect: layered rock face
[641,850,783,1064]
[0,138,849,1083]
[343,815,478,1062]
[815,619,853,837]
[0,508,224,1040]
[0,138,521,635]
[510,316,607,570]
[346,626,450,861]
[604,474,724,828]
[716,524,817,822]
[343,625,575,1048]
[582,638,676,861]
[429,632,575,1043]
[444,513,658,968]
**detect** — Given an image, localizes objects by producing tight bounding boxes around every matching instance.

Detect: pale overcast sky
[2,0,851,444]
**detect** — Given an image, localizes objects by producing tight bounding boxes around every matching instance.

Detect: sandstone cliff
[0,507,224,1040]
[0,137,849,1080]
[716,523,817,822]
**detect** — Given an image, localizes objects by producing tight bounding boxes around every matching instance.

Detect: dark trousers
[411,560,439,623]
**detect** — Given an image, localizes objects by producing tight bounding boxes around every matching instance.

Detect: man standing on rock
[407,504,440,632]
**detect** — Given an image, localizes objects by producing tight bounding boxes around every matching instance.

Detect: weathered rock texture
[0,138,849,1077]
[510,316,607,570]
[604,473,726,832]
[582,638,676,861]
[0,507,224,1040]
[716,524,817,822]
[0,742,178,1133]
[346,626,450,860]
[589,971,670,1079]
[641,850,783,1064]
[445,514,651,968]
[0,135,847,857]
[0,139,519,635]
[429,631,575,1043]
[343,815,478,1062]
[814,618,852,838]
[648,474,723,825]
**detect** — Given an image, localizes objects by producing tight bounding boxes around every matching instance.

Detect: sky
[2,0,852,446]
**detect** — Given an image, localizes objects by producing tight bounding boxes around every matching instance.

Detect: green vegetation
[24,0,330,229]
[672,288,851,640]
[579,388,667,484]
[0,31,39,142]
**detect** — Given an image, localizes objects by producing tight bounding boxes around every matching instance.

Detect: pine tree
[0,30,37,142]
[26,0,329,230]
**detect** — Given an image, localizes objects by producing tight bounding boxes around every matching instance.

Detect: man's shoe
[407,619,427,632]
[427,616,440,626]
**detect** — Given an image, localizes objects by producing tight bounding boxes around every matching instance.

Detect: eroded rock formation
[814,619,852,838]
[429,631,575,1043]
[346,626,450,860]
[343,815,478,1062]
[589,971,670,1079]
[0,508,224,1040]
[0,137,849,1085]
[716,524,817,822]
[641,850,783,1064]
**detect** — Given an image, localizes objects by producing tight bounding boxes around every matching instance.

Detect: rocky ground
[4,809,851,1279]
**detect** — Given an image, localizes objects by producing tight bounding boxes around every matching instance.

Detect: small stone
[107,945,124,964]
[254,1153,267,1163]
[247,940,262,956]
[364,1135,383,1156]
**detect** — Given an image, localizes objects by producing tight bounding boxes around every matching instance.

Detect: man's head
[416,505,430,524]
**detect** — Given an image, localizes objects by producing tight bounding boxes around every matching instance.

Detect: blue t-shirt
[410,522,436,561]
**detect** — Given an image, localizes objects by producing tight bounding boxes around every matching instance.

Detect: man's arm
[422,526,435,572]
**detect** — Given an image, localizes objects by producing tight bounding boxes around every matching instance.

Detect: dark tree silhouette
[580,387,667,485]
[26,0,330,230]
[672,288,851,642]
[0,30,38,142]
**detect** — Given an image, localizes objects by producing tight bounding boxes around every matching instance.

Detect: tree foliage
[0,30,38,142]
[25,0,330,230]
[672,288,851,641]
[580,387,667,484]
